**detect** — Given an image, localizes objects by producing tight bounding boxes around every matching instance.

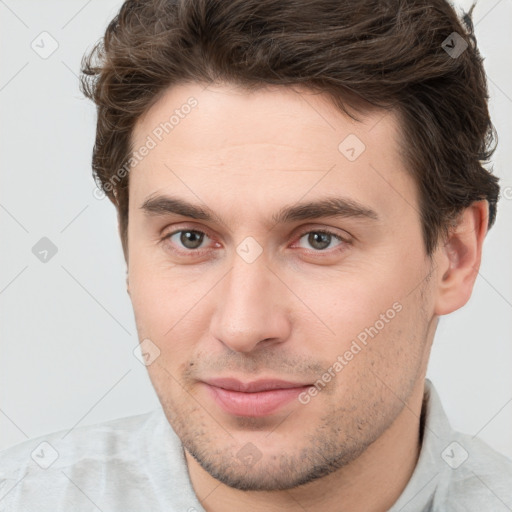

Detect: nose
[209,255,292,353]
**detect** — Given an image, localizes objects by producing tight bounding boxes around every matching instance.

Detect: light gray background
[1,0,511,460]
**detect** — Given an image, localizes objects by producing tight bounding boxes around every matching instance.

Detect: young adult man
[1,0,511,510]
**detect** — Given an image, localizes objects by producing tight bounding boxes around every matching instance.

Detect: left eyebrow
[271,196,379,224]
[139,194,379,227]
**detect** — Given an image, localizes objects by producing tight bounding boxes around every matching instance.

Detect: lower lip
[204,384,311,417]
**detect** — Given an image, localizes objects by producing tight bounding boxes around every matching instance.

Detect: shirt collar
[388,378,454,511]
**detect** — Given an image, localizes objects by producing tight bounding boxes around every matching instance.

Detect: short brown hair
[80,0,500,259]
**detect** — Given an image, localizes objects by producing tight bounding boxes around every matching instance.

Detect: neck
[185,379,425,512]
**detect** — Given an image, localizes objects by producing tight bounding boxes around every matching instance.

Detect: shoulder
[435,431,512,511]
[392,381,512,512]
[0,409,171,511]
[0,410,160,472]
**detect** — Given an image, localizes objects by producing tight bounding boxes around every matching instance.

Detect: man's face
[127,82,438,490]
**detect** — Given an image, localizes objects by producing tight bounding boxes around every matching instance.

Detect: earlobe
[434,200,489,316]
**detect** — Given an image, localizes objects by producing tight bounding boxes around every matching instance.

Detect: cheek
[288,257,430,380]
[363,286,431,377]
[129,276,169,333]
[128,245,187,328]
[128,262,209,365]
[291,269,406,341]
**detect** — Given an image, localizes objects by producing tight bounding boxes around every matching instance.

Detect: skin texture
[125,82,488,511]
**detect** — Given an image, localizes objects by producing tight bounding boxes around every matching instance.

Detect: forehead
[129,82,416,225]
[132,82,401,157]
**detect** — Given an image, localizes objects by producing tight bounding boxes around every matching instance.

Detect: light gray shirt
[1,380,511,511]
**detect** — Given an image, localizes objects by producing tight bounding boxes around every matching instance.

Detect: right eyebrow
[140,195,216,221]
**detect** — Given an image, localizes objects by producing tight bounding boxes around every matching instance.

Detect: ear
[433,200,489,316]
[117,213,130,295]
[125,266,130,296]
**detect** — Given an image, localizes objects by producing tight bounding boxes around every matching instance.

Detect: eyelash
[161,226,350,257]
